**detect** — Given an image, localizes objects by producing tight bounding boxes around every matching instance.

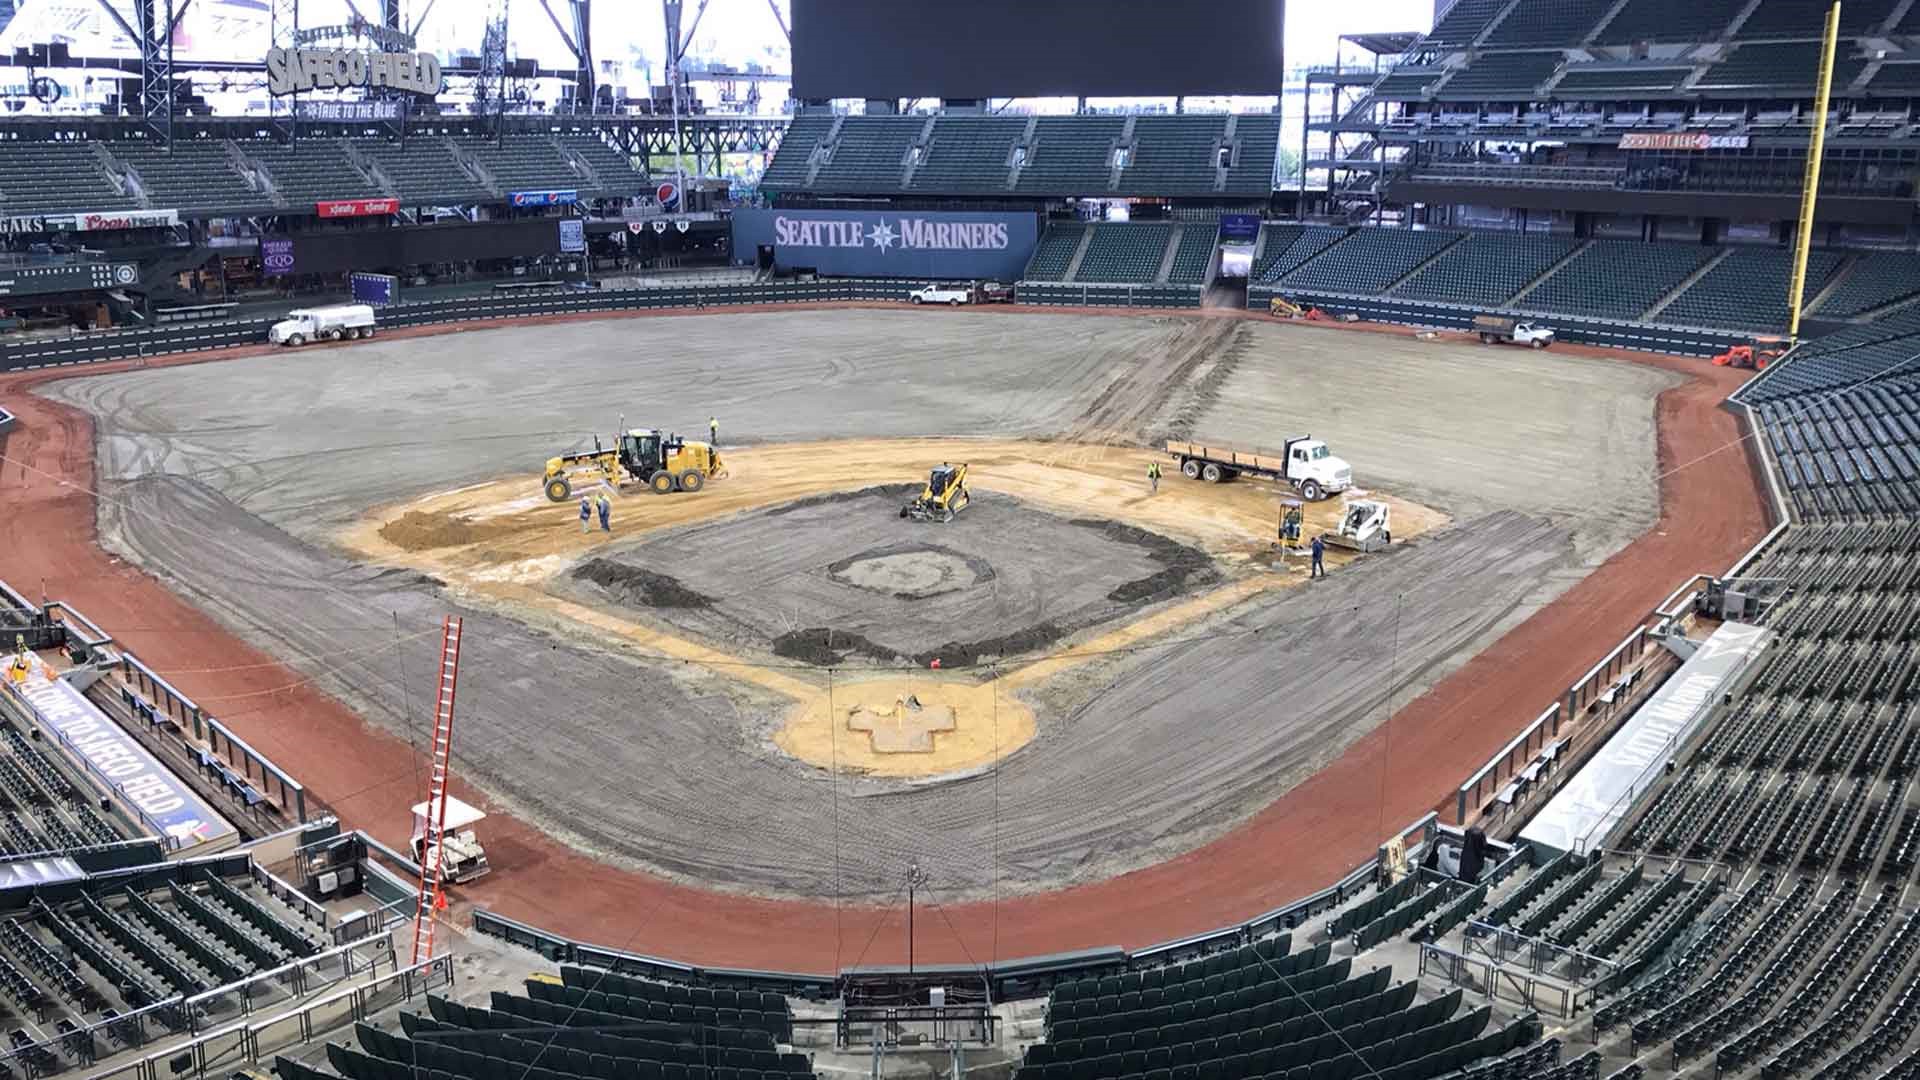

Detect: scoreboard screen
[792,0,1287,100]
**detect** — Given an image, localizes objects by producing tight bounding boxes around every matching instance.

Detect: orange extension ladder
[410,616,463,966]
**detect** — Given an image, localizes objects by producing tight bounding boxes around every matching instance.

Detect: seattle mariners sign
[733,209,1037,281]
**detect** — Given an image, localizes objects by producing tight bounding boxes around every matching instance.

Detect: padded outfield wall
[731,208,1039,280]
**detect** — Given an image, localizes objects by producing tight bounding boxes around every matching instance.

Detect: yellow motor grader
[544,428,723,501]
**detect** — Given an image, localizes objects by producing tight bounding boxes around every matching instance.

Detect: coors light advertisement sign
[732,209,1038,281]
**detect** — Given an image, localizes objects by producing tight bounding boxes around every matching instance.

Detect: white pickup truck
[268,304,377,346]
[908,282,1013,306]
[1473,314,1555,349]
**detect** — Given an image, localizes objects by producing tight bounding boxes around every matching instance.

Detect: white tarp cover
[1520,620,1771,856]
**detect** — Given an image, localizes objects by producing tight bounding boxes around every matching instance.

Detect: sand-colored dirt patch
[776,674,1038,779]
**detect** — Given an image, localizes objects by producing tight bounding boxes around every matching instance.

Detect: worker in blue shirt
[1310,533,1326,579]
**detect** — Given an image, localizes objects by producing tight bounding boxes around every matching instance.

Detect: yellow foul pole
[1787,1,1843,342]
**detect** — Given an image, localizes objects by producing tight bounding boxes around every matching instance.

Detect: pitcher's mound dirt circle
[560,490,1219,668]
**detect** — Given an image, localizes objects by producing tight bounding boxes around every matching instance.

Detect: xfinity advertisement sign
[733,209,1038,281]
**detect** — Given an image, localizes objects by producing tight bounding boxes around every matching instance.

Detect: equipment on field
[1166,436,1353,501]
[901,463,971,522]
[1268,297,1328,320]
[1323,497,1391,553]
[1473,314,1554,349]
[1712,336,1788,370]
[410,795,490,886]
[543,427,723,502]
[268,304,376,346]
[1278,499,1303,544]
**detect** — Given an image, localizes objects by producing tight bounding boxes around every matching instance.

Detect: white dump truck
[1165,435,1354,501]
[268,304,377,346]
[1473,314,1555,349]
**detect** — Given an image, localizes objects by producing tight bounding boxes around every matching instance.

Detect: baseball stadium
[0,0,1916,1078]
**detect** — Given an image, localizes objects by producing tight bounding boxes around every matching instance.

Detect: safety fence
[1246,286,1752,357]
[1014,282,1204,308]
[473,811,1454,999]
[0,277,1210,374]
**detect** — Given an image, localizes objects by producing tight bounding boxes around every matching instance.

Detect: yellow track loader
[544,428,723,501]
[900,463,971,522]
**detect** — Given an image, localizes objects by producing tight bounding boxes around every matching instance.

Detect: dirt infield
[0,306,1768,970]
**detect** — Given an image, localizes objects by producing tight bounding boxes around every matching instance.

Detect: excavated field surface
[38,310,1677,901]
[560,490,1216,667]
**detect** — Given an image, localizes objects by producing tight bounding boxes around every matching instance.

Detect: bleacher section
[1696,43,1869,95]
[1124,116,1224,197]
[1016,116,1125,196]
[453,136,586,195]
[1255,225,1349,284]
[1817,253,1920,319]
[358,139,490,205]
[811,115,923,193]
[1745,309,1920,403]
[1591,0,1745,44]
[277,968,814,1080]
[0,870,330,1074]
[1736,0,1899,38]
[1441,53,1564,98]
[553,132,646,192]
[909,116,1026,194]
[1660,247,1847,331]
[242,140,383,205]
[1225,116,1283,194]
[763,114,1279,199]
[113,140,262,216]
[0,142,134,215]
[0,721,126,856]
[1023,223,1087,282]
[1394,231,1579,306]
[1166,225,1218,285]
[1074,223,1173,284]
[1281,228,1462,295]
[1482,0,1612,46]
[1425,0,1511,47]
[761,114,834,191]
[1520,240,1718,322]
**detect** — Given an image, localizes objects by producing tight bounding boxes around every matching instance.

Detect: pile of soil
[765,482,920,517]
[1071,518,1220,604]
[378,510,512,551]
[910,621,1067,670]
[772,627,901,665]
[571,558,714,609]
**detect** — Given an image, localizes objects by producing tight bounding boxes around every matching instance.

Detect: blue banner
[511,190,578,208]
[558,218,586,254]
[6,671,235,850]
[731,208,1038,281]
[349,271,398,306]
[1220,214,1260,242]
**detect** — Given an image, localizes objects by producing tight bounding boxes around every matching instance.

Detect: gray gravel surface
[44,310,1670,899]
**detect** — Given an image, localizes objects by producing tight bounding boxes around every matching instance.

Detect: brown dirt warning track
[0,306,1771,971]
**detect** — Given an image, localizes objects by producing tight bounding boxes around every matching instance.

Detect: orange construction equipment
[1712,336,1789,370]
[410,616,463,966]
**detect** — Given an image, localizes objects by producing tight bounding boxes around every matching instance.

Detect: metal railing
[120,652,309,822]
[0,930,395,1077]
[1458,704,1561,824]
[88,950,452,1080]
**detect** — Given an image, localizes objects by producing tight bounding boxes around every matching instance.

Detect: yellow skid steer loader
[901,463,971,522]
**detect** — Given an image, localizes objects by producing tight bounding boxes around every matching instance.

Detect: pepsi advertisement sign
[732,209,1038,281]
[510,190,578,207]
[656,182,679,211]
